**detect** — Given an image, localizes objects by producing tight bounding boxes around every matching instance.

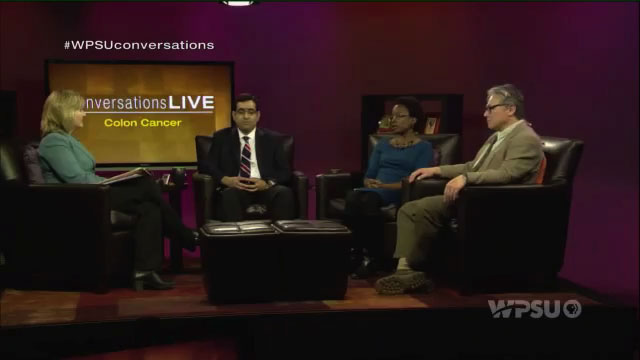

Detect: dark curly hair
[392,96,425,133]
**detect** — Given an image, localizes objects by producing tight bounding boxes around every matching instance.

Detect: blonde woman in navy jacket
[38,90,197,291]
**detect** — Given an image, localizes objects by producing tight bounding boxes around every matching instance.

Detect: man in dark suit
[204,93,295,221]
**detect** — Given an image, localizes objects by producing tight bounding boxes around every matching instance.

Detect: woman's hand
[364,179,401,190]
[364,178,382,188]
[377,182,402,190]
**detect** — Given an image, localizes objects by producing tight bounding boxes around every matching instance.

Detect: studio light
[220,1,256,6]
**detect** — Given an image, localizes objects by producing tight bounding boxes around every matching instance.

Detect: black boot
[348,247,365,274]
[181,230,199,252]
[133,270,175,291]
[351,255,382,279]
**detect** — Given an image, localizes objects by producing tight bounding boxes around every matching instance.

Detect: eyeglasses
[485,104,510,112]
[235,109,257,116]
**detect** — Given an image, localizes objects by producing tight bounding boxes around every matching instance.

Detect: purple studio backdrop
[1,2,637,305]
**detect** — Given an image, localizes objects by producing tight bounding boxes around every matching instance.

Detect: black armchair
[404,136,584,295]
[192,134,308,228]
[316,134,461,259]
[0,138,136,293]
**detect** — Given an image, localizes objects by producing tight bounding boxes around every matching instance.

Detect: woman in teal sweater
[346,97,433,278]
[39,90,197,291]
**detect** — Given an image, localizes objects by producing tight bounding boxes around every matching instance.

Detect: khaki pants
[394,195,453,269]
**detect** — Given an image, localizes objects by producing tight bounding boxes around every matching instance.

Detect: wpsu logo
[488,299,582,319]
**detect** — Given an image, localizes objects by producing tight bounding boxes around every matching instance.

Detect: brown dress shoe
[374,270,434,295]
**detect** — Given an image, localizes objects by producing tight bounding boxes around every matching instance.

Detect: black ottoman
[199,220,279,305]
[272,220,352,301]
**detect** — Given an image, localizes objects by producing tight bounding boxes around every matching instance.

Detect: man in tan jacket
[375,84,544,295]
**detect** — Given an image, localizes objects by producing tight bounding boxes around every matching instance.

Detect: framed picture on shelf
[424,113,441,134]
[377,114,394,134]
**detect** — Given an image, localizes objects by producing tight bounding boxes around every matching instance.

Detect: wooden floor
[0,272,608,327]
[1,261,637,360]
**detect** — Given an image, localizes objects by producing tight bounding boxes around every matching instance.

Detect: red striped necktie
[239,136,252,178]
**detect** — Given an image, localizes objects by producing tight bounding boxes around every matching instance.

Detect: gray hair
[487,84,525,119]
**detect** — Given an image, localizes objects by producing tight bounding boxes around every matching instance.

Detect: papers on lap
[100,167,152,185]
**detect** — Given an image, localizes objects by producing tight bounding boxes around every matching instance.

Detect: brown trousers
[394,195,453,269]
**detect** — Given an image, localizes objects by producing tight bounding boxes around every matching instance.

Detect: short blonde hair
[40,90,84,136]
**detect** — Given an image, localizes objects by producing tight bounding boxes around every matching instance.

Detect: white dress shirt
[473,119,525,169]
[238,128,261,179]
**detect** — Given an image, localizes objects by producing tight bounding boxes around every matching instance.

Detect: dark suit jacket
[204,126,292,185]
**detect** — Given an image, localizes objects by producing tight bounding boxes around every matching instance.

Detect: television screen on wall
[45,60,234,167]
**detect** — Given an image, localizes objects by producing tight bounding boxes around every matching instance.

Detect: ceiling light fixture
[220,1,256,6]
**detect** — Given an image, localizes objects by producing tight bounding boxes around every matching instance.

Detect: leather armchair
[316,134,461,259]
[0,138,136,293]
[404,136,584,295]
[192,134,308,228]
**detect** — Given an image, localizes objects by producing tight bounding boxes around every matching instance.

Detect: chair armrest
[315,172,362,219]
[292,170,308,219]
[460,182,566,195]
[10,184,113,291]
[402,178,449,204]
[25,184,112,227]
[193,172,218,228]
[455,183,571,275]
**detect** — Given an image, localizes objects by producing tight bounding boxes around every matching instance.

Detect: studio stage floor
[1,261,637,360]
